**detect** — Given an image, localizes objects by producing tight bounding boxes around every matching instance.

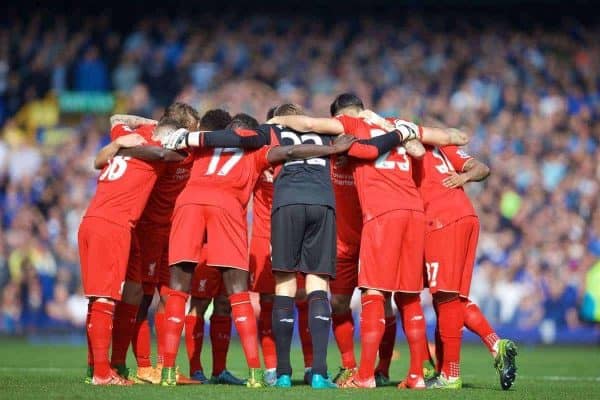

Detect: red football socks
[395,293,427,378]
[258,299,277,370]
[132,319,152,368]
[110,302,139,367]
[375,315,397,377]
[332,310,357,369]
[155,311,166,365]
[357,294,385,380]
[295,299,314,368]
[230,292,261,369]
[162,290,189,368]
[462,299,499,356]
[185,315,204,374]
[436,297,464,378]
[86,303,93,367]
[88,301,115,379]
[210,314,232,376]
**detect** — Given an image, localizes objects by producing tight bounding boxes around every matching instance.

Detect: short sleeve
[336,115,361,136]
[440,145,473,172]
[254,146,273,172]
[110,124,135,141]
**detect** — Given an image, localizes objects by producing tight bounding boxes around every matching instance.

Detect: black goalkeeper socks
[273,295,295,377]
[307,290,331,376]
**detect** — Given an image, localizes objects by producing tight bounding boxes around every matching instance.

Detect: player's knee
[188,297,210,316]
[223,268,249,295]
[305,274,328,293]
[213,295,231,315]
[330,294,351,315]
[433,291,459,305]
[169,262,195,293]
[121,280,144,305]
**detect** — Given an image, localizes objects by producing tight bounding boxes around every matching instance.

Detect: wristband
[187,131,201,147]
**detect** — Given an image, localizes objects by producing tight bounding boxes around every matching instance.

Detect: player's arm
[266,135,357,164]
[116,146,187,162]
[110,114,157,129]
[359,110,425,158]
[94,133,147,169]
[442,157,490,188]
[267,115,345,135]
[346,131,403,160]
[162,127,269,150]
[420,126,469,146]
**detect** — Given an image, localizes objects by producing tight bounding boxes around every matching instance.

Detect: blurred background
[0,0,599,345]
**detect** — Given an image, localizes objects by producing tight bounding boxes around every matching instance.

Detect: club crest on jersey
[198,279,207,293]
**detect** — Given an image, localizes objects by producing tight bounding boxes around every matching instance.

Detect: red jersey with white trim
[331,157,362,246]
[84,124,162,228]
[338,115,423,222]
[175,145,273,215]
[139,153,193,227]
[251,171,274,238]
[413,145,477,230]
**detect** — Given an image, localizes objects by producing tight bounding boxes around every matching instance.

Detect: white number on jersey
[431,147,456,174]
[280,131,326,166]
[425,262,439,288]
[206,148,244,176]
[370,129,410,171]
[98,156,131,181]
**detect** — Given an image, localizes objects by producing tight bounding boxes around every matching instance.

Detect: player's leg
[110,236,144,377]
[209,294,245,385]
[161,204,207,385]
[272,271,297,387]
[375,296,397,386]
[329,255,358,383]
[294,284,313,381]
[186,296,210,381]
[131,285,160,384]
[79,218,132,386]
[305,274,336,389]
[249,234,277,384]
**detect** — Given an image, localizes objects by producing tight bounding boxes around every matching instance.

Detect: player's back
[85,124,162,228]
[337,115,423,222]
[414,145,476,228]
[331,157,362,246]
[269,124,335,211]
[176,145,270,215]
[251,172,274,238]
[139,154,193,227]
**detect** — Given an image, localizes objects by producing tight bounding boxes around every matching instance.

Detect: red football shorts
[358,209,425,293]
[169,204,249,271]
[191,250,226,298]
[330,240,359,296]
[249,235,274,294]
[127,225,171,295]
[425,215,479,298]
[78,217,131,301]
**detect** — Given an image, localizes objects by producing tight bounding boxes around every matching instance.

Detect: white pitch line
[0,367,81,372]
[462,374,600,382]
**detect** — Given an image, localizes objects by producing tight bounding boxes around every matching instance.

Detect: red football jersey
[84,124,162,228]
[139,154,193,227]
[338,115,423,222]
[413,145,477,230]
[175,146,272,215]
[251,171,274,238]
[331,157,362,246]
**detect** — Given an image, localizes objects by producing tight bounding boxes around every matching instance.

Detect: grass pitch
[0,338,598,399]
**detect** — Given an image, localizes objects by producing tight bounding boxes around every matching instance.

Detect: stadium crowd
[0,12,598,340]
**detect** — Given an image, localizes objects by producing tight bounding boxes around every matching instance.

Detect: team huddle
[78,93,518,390]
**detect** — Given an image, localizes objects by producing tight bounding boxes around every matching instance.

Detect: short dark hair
[266,106,277,120]
[161,102,200,130]
[273,103,305,117]
[330,93,364,116]
[229,113,259,130]
[200,109,232,131]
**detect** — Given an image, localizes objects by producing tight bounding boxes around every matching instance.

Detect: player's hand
[443,172,469,188]
[332,134,357,153]
[448,128,469,146]
[115,133,147,148]
[392,119,419,142]
[359,110,395,131]
[162,128,189,150]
